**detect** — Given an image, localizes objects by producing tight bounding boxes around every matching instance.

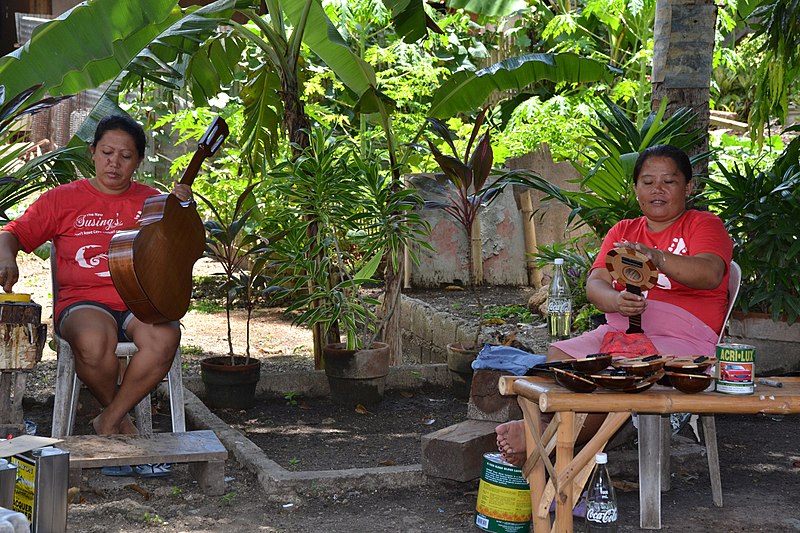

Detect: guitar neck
[178,150,207,188]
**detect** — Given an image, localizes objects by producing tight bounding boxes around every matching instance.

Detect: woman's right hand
[615,289,647,317]
[0,260,18,293]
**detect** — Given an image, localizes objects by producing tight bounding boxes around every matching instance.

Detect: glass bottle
[547,258,572,340]
[585,452,618,532]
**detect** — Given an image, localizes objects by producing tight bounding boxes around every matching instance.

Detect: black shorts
[56,301,134,342]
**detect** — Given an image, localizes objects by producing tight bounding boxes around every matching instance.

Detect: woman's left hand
[613,241,666,270]
[171,184,193,203]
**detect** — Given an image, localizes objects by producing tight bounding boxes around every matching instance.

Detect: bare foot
[496,420,527,467]
[91,413,117,435]
[118,415,139,436]
[91,413,139,436]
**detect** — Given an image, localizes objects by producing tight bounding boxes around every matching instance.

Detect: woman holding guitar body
[0,115,191,436]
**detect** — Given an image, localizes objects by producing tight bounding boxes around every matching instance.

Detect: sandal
[101,465,134,477]
[134,463,171,478]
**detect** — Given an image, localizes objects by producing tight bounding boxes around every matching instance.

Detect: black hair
[633,145,692,184]
[91,115,146,159]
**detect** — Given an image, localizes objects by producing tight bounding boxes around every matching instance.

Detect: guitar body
[108,117,228,324]
[109,194,206,323]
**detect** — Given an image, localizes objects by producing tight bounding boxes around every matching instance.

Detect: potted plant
[699,132,800,374]
[419,108,539,396]
[196,182,272,409]
[269,127,428,406]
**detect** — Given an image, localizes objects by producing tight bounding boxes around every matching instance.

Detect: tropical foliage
[700,132,800,324]
[521,95,707,237]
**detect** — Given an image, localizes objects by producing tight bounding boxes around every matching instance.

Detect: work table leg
[639,414,662,529]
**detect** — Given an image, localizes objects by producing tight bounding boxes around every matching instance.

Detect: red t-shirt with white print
[5,179,160,323]
[592,209,733,334]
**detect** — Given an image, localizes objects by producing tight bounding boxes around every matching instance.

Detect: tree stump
[0,299,47,430]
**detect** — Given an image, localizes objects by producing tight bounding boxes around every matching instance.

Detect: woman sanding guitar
[0,115,226,436]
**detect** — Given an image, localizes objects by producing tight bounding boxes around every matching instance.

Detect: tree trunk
[382,257,404,365]
[651,0,717,177]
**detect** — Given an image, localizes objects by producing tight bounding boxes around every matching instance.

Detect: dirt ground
[11,253,800,532]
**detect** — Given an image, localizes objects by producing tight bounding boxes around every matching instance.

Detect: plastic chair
[49,244,185,438]
[663,260,741,507]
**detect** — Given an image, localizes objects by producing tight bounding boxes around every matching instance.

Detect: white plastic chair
[664,260,741,507]
[49,244,185,438]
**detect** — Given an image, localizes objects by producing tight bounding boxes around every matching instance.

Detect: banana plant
[0,84,92,221]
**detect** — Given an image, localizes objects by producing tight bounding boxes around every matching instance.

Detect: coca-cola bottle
[547,258,572,340]
[585,452,618,532]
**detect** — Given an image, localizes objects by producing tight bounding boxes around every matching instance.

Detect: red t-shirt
[592,210,733,333]
[5,179,160,322]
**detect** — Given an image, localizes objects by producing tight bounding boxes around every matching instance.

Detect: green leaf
[428,53,620,118]
[0,0,182,99]
[283,0,377,96]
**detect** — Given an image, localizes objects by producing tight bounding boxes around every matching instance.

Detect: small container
[0,459,17,510]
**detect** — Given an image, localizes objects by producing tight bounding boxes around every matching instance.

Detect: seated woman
[497,144,733,466]
[0,115,192,436]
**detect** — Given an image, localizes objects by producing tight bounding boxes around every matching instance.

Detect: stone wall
[406,144,589,289]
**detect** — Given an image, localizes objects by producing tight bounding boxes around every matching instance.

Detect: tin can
[474,453,531,532]
[715,343,755,394]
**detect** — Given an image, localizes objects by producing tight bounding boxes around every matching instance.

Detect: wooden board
[57,430,227,468]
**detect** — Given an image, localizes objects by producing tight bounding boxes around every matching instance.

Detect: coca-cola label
[586,506,617,524]
[548,299,572,313]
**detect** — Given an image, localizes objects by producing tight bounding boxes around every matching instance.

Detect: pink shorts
[552,300,719,359]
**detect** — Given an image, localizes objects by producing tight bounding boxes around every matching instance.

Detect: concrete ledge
[182,387,426,498]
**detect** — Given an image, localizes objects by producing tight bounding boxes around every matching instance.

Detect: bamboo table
[499,376,800,531]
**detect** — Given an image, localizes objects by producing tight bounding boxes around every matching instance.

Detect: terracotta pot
[323,342,390,407]
[200,356,261,409]
[446,342,479,399]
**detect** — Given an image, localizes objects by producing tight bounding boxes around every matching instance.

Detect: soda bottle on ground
[547,258,572,340]
[585,452,618,532]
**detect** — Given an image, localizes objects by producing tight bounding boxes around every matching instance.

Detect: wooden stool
[58,430,228,495]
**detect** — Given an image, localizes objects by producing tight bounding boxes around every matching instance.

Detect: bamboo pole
[520,190,543,288]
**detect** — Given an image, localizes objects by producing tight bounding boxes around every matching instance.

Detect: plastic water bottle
[585,452,618,532]
[547,258,572,340]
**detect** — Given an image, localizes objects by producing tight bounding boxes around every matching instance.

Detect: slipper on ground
[134,463,171,478]
[101,465,133,477]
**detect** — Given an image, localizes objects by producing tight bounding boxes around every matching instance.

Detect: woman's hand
[615,289,647,317]
[171,183,193,203]
[0,232,20,293]
[0,259,19,293]
[613,241,666,270]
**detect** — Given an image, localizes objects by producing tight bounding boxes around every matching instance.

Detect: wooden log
[0,301,46,370]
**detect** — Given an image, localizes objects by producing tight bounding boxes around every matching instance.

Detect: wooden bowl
[667,371,713,394]
[612,355,669,376]
[665,356,716,375]
[625,369,666,393]
[571,353,613,374]
[590,372,640,390]
[553,368,597,393]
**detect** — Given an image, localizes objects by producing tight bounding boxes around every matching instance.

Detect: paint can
[715,343,755,394]
[474,453,531,532]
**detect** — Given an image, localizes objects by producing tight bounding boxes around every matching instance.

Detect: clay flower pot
[323,342,391,407]
[446,342,480,399]
[200,356,261,409]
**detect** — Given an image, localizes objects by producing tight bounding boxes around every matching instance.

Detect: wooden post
[520,190,543,288]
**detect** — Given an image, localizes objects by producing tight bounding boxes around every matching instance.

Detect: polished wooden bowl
[667,371,713,394]
[590,372,640,390]
[665,356,716,375]
[612,355,670,376]
[571,353,614,374]
[553,367,597,393]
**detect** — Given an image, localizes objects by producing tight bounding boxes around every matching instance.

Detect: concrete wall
[406,145,589,288]
[727,313,800,375]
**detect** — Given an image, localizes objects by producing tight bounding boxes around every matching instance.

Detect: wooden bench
[57,430,228,495]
